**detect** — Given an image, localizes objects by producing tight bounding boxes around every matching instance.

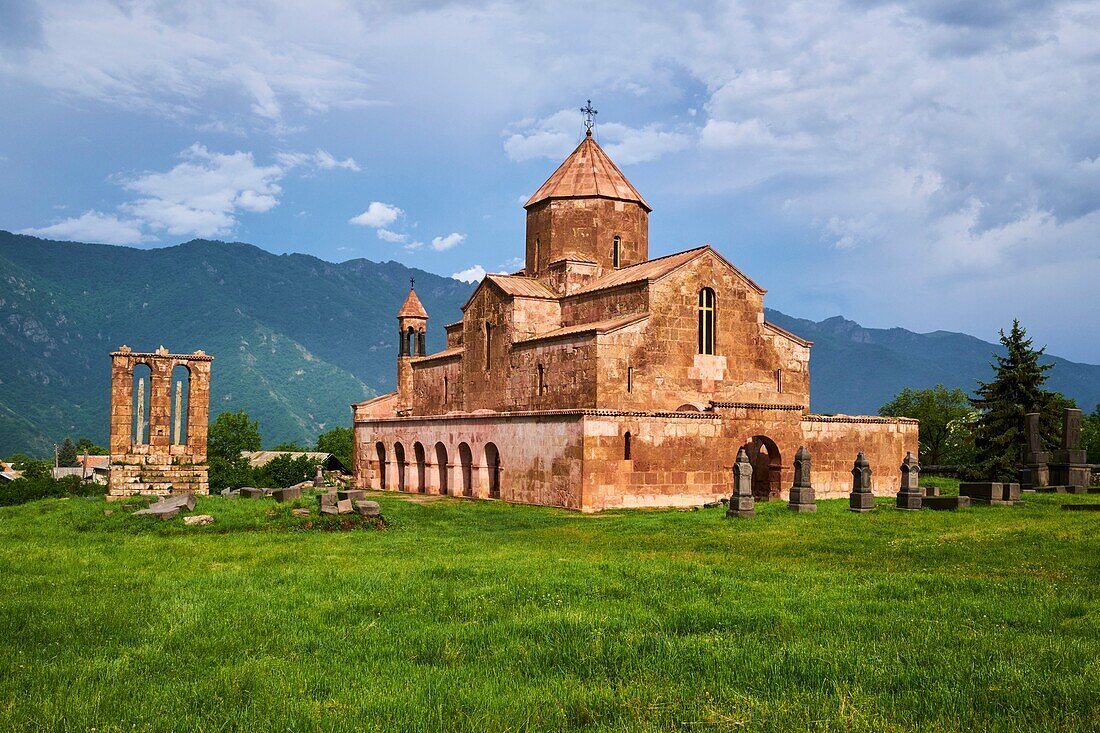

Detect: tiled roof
[524,134,651,211]
[485,274,558,299]
[397,288,428,318]
[413,347,464,362]
[569,247,707,295]
[764,321,813,347]
[514,313,649,345]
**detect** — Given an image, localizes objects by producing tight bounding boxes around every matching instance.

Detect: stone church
[352,129,917,511]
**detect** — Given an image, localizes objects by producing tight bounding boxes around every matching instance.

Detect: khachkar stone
[1050,408,1090,489]
[726,448,756,518]
[896,451,923,511]
[1020,412,1049,489]
[787,446,816,513]
[849,451,876,512]
[107,346,213,500]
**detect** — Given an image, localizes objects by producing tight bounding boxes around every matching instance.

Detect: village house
[352,125,917,511]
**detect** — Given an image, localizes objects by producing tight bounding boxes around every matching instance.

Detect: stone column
[109,353,134,456]
[787,445,816,513]
[425,459,440,494]
[1020,412,1049,489]
[726,448,756,518]
[896,451,923,510]
[148,358,173,453]
[474,462,490,499]
[849,451,876,512]
[186,358,211,462]
[1050,408,1089,489]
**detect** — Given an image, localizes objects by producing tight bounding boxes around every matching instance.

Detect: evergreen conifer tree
[969,320,1057,480]
[57,438,79,468]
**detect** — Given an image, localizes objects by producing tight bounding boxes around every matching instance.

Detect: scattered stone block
[271,486,301,503]
[239,487,264,499]
[1062,504,1100,511]
[183,514,214,526]
[320,504,339,516]
[318,492,339,508]
[133,506,179,520]
[152,494,196,512]
[849,452,876,513]
[726,449,756,518]
[336,499,353,514]
[338,489,366,502]
[703,501,722,509]
[788,446,816,513]
[291,508,311,517]
[923,486,941,497]
[922,495,970,510]
[355,500,381,517]
[960,482,1022,506]
[896,452,923,511]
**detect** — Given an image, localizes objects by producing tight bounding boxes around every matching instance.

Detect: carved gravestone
[314,465,327,487]
[726,448,756,518]
[788,446,816,513]
[1020,412,1049,489]
[896,452,923,510]
[1050,408,1090,488]
[849,451,876,512]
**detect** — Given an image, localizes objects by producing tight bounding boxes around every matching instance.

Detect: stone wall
[107,346,212,499]
[800,415,920,498]
[525,198,648,281]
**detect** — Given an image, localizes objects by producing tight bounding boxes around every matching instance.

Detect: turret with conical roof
[397,279,428,357]
[524,130,650,290]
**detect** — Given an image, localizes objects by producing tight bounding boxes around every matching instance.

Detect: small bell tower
[396,279,428,408]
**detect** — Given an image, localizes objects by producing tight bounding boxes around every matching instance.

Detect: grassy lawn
[1,486,1098,732]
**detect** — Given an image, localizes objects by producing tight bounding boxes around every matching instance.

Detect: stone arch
[434,442,449,495]
[458,442,473,497]
[131,362,152,445]
[394,441,407,492]
[375,441,387,489]
[413,441,427,493]
[741,435,782,500]
[624,431,632,460]
[484,442,501,499]
[170,364,191,446]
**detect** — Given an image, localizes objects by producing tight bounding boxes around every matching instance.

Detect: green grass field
[1,486,1098,732]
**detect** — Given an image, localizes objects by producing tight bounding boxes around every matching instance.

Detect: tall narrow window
[537,363,545,396]
[532,237,540,273]
[612,235,622,268]
[484,322,492,372]
[624,431,632,460]
[444,375,449,403]
[698,288,716,355]
[627,366,633,393]
[776,368,783,393]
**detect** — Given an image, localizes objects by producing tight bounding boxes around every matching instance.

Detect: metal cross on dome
[581,99,598,135]
[409,277,415,290]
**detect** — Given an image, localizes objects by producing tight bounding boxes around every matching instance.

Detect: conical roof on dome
[524,133,651,212]
[397,287,428,319]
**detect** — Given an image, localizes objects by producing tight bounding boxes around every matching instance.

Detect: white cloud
[276,150,360,172]
[431,232,465,251]
[451,264,486,283]
[20,210,147,245]
[375,228,407,243]
[350,201,402,228]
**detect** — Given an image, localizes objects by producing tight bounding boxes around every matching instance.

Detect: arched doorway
[484,442,501,499]
[434,442,449,495]
[741,435,782,500]
[375,442,387,489]
[394,442,406,492]
[170,364,190,446]
[458,442,473,497]
[413,442,427,493]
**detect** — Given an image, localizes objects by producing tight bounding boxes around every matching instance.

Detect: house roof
[485,274,558,299]
[514,312,649,346]
[241,451,348,471]
[524,133,652,212]
[397,288,428,319]
[568,245,766,297]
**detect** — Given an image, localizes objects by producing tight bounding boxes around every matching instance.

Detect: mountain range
[1,230,1097,456]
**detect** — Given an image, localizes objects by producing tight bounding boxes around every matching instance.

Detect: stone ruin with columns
[352,127,919,512]
[107,346,213,499]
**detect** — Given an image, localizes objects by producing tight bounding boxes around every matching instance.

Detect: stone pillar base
[896,491,922,511]
[849,492,876,512]
[726,495,756,518]
[788,487,816,512]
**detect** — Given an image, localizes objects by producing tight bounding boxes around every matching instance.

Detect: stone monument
[726,448,756,518]
[849,451,876,512]
[896,451,923,510]
[1049,408,1090,490]
[1019,412,1049,490]
[787,445,816,513]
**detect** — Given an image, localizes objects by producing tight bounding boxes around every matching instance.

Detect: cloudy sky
[1,0,1098,361]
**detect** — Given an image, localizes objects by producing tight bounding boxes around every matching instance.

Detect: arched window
[698,288,716,355]
[624,431,632,460]
[627,366,633,393]
[484,322,492,372]
[776,368,783,393]
[417,328,426,356]
[537,363,545,396]
[612,235,622,268]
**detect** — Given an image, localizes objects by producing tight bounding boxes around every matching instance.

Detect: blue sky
[1,0,1098,362]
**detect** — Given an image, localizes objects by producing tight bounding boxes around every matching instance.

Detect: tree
[315,426,353,471]
[57,438,79,468]
[208,411,262,462]
[879,385,972,465]
[1081,405,1100,464]
[256,453,316,488]
[969,320,1058,481]
[75,438,108,455]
